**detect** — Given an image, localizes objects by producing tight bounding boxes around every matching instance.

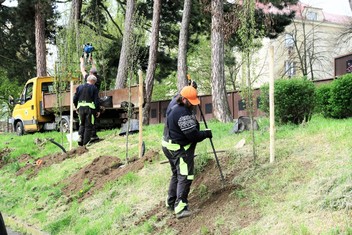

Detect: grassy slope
[0,115,352,234]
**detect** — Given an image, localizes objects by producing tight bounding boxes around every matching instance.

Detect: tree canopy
[0,0,57,84]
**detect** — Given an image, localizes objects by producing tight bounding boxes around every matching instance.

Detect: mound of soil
[135,153,260,234]
[62,149,159,202]
[16,146,88,178]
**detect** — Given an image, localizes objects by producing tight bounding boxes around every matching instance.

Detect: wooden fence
[149,89,264,124]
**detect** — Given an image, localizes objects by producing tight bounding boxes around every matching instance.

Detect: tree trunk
[142,0,161,125]
[35,1,47,77]
[115,0,135,89]
[70,0,82,23]
[211,0,232,123]
[69,0,82,65]
[177,0,192,92]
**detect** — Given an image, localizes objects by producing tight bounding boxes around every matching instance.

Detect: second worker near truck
[80,56,101,141]
[73,75,100,146]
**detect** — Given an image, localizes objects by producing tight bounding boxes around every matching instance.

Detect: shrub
[260,78,316,124]
[315,83,333,117]
[329,74,352,118]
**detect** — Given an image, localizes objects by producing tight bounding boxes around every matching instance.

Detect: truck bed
[43,86,140,112]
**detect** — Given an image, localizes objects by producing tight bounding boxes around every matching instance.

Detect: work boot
[176,209,191,219]
[166,204,174,213]
[78,135,83,146]
[165,198,174,213]
[90,136,99,142]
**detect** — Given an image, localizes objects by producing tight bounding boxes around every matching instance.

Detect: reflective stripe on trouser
[161,139,191,151]
[162,143,196,214]
[77,101,96,109]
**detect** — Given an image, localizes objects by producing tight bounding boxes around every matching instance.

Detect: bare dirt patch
[16,146,88,178]
[62,149,159,202]
[135,154,261,234]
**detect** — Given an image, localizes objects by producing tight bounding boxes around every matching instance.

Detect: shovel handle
[198,105,225,182]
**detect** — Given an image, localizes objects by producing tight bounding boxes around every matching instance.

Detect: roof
[252,1,351,25]
[291,2,351,25]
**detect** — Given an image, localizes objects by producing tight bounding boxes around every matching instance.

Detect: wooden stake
[269,45,275,163]
[69,79,73,151]
[138,70,144,158]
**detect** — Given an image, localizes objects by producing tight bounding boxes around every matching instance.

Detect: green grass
[1,115,352,234]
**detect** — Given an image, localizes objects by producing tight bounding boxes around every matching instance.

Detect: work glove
[191,81,197,89]
[99,106,106,113]
[204,129,212,139]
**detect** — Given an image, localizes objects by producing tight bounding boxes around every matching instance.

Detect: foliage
[0,0,58,84]
[0,69,22,120]
[138,0,209,53]
[152,72,178,101]
[225,0,298,49]
[314,74,352,119]
[260,78,316,124]
[328,74,352,118]
[187,35,212,95]
[314,83,333,117]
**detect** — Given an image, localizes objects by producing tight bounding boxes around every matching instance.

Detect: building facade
[236,2,352,88]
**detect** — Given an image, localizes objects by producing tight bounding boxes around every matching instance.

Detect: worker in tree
[80,56,101,141]
[162,85,212,219]
[73,75,100,146]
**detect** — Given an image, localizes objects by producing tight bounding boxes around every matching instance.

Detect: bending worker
[73,75,100,146]
[162,85,212,219]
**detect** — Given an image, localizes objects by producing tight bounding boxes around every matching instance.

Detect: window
[42,82,54,93]
[238,100,246,111]
[306,11,317,21]
[285,33,294,48]
[23,83,33,102]
[205,103,212,114]
[151,109,157,118]
[257,97,261,109]
[285,60,296,77]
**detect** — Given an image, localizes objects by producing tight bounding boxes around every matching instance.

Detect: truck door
[16,82,38,132]
[38,81,54,119]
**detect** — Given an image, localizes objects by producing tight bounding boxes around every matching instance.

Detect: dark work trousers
[162,143,196,213]
[91,119,98,138]
[78,106,95,145]
[0,212,7,235]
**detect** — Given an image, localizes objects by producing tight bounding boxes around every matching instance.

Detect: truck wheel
[15,121,24,136]
[59,119,69,133]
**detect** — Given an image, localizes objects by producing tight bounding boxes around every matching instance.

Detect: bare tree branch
[98,2,123,36]
[80,21,118,41]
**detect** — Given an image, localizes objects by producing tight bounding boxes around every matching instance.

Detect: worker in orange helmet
[162,85,212,219]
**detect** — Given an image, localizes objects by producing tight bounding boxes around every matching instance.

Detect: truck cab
[11,76,73,135]
[11,76,141,136]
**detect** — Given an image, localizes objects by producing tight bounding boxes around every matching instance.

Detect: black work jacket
[165,103,207,146]
[73,83,99,110]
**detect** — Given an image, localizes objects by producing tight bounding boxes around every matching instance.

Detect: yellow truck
[10,76,140,135]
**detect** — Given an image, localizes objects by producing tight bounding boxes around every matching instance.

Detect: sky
[3,0,352,16]
[300,0,352,16]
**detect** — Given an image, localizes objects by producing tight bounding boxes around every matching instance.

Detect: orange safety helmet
[180,86,200,105]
